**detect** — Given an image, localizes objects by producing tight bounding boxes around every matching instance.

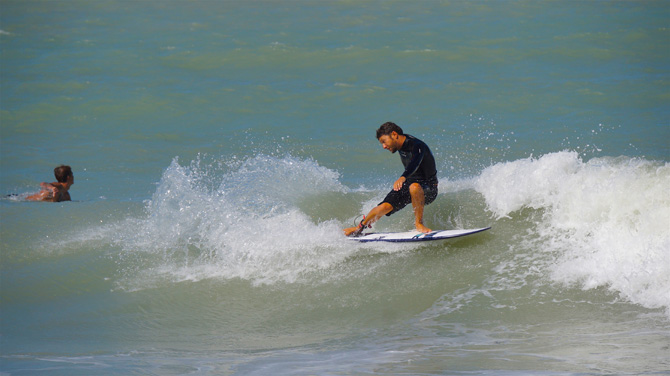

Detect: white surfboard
[351,227,491,243]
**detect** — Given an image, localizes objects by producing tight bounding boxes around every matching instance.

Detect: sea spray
[110,154,369,289]
[475,151,670,315]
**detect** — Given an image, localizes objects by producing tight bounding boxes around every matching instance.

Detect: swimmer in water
[26,165,74,202]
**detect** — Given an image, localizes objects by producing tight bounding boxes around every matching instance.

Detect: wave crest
[475,151,670,315]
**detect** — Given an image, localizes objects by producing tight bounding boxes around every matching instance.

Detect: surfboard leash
[351,214,371,237]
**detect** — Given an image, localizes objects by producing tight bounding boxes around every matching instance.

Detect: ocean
[1,1,669,375]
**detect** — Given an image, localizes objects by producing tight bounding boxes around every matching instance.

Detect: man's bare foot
[415,223,432,233]
[343,227,359,237]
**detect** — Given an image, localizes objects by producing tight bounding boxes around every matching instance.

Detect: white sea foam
[111,155,364,289]
[475,151,670,315]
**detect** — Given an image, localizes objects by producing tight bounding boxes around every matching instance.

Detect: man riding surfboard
[344,122,438,237]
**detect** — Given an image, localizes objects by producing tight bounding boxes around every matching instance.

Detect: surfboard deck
[351,227,491,243]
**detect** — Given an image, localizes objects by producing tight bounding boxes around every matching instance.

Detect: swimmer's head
[54,165,73,183]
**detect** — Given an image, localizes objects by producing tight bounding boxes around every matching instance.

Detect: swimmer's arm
[40,182,59,193]
[27,189,53,201]
[34,182,61,201]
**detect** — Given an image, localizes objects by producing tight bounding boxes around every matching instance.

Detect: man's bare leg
[343,202,394,236]
[409,183,431,233]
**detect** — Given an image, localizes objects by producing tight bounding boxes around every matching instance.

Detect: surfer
[26,165,74,202]
[344,122,438,236]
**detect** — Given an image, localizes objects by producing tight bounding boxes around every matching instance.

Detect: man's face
[379,132,400,153]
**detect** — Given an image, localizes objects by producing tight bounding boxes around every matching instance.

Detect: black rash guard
[398,134,438,185]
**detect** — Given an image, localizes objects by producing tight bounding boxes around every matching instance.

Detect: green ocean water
[1,1,669,375]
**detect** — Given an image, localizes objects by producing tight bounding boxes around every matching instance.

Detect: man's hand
[393,176,406,191]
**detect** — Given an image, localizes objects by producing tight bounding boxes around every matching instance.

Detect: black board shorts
[380,181,438,216]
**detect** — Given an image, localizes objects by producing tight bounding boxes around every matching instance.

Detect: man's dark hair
[376,122,404,139]
[54,165,73,183]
